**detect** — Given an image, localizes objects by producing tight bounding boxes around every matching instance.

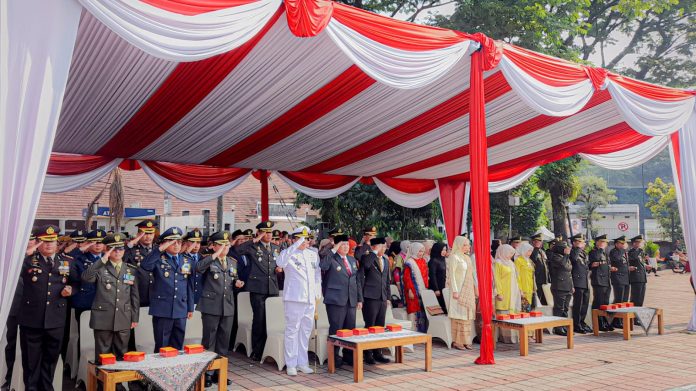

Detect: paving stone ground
[223,272,696,391]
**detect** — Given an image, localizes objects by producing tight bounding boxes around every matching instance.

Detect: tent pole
[470,49,495,365]
[260,169,270,221]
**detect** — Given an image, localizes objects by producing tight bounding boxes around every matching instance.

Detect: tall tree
[646,177,682,243]
[536,157,582,236]
[576,175,617,236]
[489,177,548,239]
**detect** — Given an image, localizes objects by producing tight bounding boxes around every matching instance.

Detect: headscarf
[451,236,471,258]
[495,244,516,263]
[348,239,357,256]
[515,242,534,261]
[430,242,448,262]
[405,242,425,261]
[400,240,411,257]
[423,240,435,261]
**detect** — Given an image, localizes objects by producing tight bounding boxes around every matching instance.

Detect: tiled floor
[223,272,696,391]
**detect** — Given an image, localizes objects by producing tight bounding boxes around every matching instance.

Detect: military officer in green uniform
[589,234,613,331]
[82,233,139,361]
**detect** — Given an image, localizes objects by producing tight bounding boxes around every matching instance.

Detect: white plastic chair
[260,297,285,371]
[309,303,329,365]
[234,292,253,357]
[421,289,452,348]
[76,310,94,387]
[134,308,155,353]
[67,309,80,379]
[184,310,203,345]
[390,285,401,300]
[386,302,414,356]
[441,287,450,311]
[355,308,365,328]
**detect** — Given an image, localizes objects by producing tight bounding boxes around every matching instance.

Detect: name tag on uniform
[181,263,191,274]
[58,262,70,275]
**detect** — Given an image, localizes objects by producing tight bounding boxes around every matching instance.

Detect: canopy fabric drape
[4,0,696,363]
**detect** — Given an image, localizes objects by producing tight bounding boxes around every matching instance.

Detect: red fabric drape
[470,50,495,365]
[141,0,260,15]
[96,7,284,159]
[143,161,250,187]
[671,132,682,184]
[284,0,333,37]
[503,44,589,87]
[47,153,115,175]
[608,74,696,101]
[260,169,269,221]
[280,171,358,190]
[377,177,436,193]
[205,65,375,167]
[437,179,465,247]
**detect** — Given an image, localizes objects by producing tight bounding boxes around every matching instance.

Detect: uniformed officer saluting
[569,234,592,334]
[182,229,204,305]
[609,235,629,328]
[548,237,573,336]
[196,231,241,387]
[530,233,549,305]
[140,227,194,351]
[589,234,613,331]
[18,225,75,391]
[354,226,377,264]
[125,219,158,307]
[360,237,391,365]
[70,230,107,325]
[628,235,651,320]
[320,234,363,368]
[82,234,139,361]
[237,221,282,361]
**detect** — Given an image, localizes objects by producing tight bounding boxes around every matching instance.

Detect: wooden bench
[492,316,574,356]
[591,307,664,340]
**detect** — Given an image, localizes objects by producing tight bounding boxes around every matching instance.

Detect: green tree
[536,157,582,236]
[645,177,682,243]
[489,176,548,239]
[576,175,617,236]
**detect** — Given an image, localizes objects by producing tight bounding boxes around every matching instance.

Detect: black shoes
[573,327,587,334]
[334,356,343,368]
[581,323,594,333]
[364,353,376,365]
[553,327,568,336]
[204,374,213,388]
[373,354,391,364]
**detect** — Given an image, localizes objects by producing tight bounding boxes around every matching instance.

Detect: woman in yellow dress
[514,242,536,312]
[494,244,521,343]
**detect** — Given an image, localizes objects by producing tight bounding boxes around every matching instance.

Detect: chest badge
[164,271,170,278]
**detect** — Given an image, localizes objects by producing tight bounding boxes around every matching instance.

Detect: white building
[568,204,640,239]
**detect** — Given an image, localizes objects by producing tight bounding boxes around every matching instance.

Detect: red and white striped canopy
[48,0,695,204]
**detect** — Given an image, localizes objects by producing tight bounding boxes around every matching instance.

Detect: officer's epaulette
[125,262,139,269]
[60,253,74,260]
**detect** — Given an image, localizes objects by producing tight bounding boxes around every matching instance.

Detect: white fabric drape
[276,172,360,199]
[606,80,695,136]
[580,136,669,170]
[43,159,122,193]
[488,166,539,193]
[78,0,282,62]
[498,56,594,116]
[325,19,474,89]
[373,178,438,208]
[0,0,82,331]
[139,161,251,203]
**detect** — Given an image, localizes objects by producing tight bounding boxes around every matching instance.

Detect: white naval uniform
[276,238,322,369]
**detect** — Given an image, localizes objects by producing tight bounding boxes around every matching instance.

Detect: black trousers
[152,317,186,352]
[630,283,646,307]
[250,293,274,357]
[94,329,130,361]
[552,289,571,330]
[592,285,611,326]
[536,285,548,306]
[3,315,19,387]
[20,325,64,391]
[229,289,241,351]
[326,304,356,359]
[202,314,234,356]
[612,283,630,303]
[363,299,387,357]
[572,288,590,327]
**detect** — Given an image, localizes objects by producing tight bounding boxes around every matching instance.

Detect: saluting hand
[63,242,78,254]
[128,231,145,248]
[26,241,42,256]
[79,241,95,253]
[159,240,174,252]
[253,231,264,243]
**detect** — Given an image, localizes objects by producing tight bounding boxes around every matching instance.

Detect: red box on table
[616,303,625,308]
[123,352,145,362]
[608,304,618,310]
[530,311,542,317]
[625,302,634,307]
[368,326,385,334]
[159,347,178,358]
[386,324,402,332]
[353,328,369,336]
[600,305,609,310]
[496,314,510,320]
[184,344,205,354]
[510,314,522,319]
[99,353,116,365]
[336,329,353,337]
[520,313,530,318]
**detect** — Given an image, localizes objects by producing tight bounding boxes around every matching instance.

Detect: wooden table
[591,307,664,340]
[327,330,432,383]
[492,316,573,356]
[87,356,228,391]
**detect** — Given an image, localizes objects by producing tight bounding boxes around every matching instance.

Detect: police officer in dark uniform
[569,234,592,334]
[70,230,107,324]
[228,229,248,350]
[354,227,377,264]
[82,234,139,361]
[182,229,204,305]
[320,234,363,368]
[140,227,194,351]
[19,225,75,391]
[628,235,650,314]
[236,221,281,361]
[609,235,629,328]
[548,237,573,336]
[530,233,549,305]
[197,231,241,387]
[360,237,390,365]
[508,235,523,250]
[589,234,613,331]
[124,219,158,307]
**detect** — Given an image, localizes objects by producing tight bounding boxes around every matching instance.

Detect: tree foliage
[536,157,582,236]
[489,176,548,239]
[576,175,617,236]
[645,177,682,243]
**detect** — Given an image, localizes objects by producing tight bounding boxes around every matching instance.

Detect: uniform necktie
[47,256,54,268]
[115,263,121,274]
[378,256,384,272]
[221,257,227,270]
[342,256,352,276]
